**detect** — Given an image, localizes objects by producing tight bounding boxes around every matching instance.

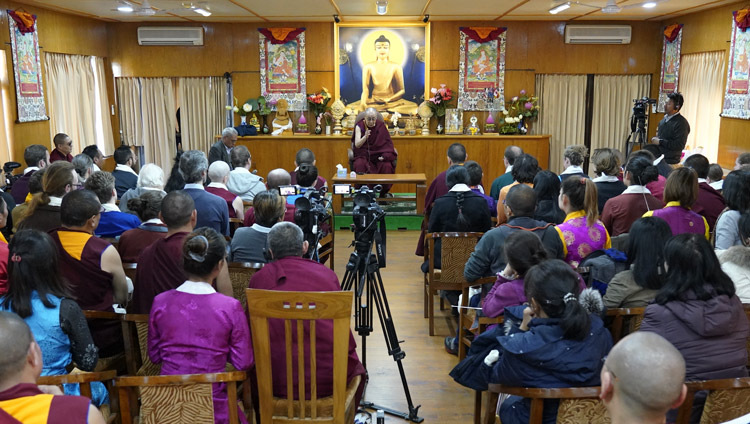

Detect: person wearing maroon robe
[351,109,397,194]
[248,222,366,408]
[117,220,168,263]
[415,143,467,256]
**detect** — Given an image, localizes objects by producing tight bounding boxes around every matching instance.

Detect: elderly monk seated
[272,99,294,136]
[350,107,397,195]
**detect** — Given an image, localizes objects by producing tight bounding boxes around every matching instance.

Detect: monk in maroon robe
[351,108,397,194]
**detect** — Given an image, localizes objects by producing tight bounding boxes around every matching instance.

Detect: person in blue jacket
[450,259,613,424]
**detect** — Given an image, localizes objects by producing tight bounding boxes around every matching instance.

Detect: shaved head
[601,332,686,422]
[364,107,378,118]
[0,311,34,382]
[267,168,291,190]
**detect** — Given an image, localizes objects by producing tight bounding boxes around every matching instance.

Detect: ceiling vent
[137,26,204,46]
[564,25,631,45]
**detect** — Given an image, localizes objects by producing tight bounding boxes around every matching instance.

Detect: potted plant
[427,84,454,134]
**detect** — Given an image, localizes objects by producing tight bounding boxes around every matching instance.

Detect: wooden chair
[116,371,249,424]
[604,307,645,344]
[245,288,360,423]
[243,200,253,216]
[229,217,243,237]
[120,313,160,376]
[38,370,118,423]
[228,262,264,311]
[318,214,335,270]
[676,377,750,424]
[485,384,608,424]
[424,232,484,336]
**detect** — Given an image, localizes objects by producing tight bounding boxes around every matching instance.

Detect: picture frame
[445,108,464,135]
[723,13,750,119]
[259,28,307,110]
[8,12,48,123]
[458,27,506,111]
[334,22,430,117]
[657,24,682,113]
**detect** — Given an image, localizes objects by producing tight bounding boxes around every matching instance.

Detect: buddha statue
[272,99,294,136]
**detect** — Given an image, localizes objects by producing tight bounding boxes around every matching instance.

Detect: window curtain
[92,57,115,155]
[0,51,13,163]
[178,77,227,153]
[591,75,651,165]
[535,74,587,173]
[679,51,725,163]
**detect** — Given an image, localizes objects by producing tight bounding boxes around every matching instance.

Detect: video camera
[3,162,21,190]
[335,184,387,268]
[631,97,657,132]
[287,186,330,261]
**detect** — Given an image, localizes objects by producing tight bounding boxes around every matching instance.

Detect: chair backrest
[604,307,645,344]
[37,370,117,401]
[487,384,607,424]
[427,232,483,282]
[116,371,248,424]
[245,288,353,423]
[228,262,263,310]
[120,313,160,376]
[676,377,750,424]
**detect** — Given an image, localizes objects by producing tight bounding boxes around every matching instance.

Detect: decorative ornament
[418,101,433,135]
[331,98,346,135]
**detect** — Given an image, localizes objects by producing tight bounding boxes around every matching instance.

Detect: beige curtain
[0,51,13,163]
[44,53,96,153]
[178,77,227,153]
[591,75,651,168]
[116,77,176,171]
[535,74,588,173]
[92,57,115,155]
[679,51,725,163]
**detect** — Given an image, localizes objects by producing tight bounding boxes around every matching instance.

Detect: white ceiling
[13,0,741,22]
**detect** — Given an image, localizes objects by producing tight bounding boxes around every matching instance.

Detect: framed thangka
[657,24,682,113]
[723,10,750,119]
[458,27,506,111]
[258,28,306,110]
[7,10,47,122]
[335,23,429,116]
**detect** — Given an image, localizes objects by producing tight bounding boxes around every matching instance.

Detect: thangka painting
[259,28,306,110]
[335,23,429,116]
[458,27,506,111]
[657,24,682,113]
[7,10,47,122]
[723,10,750,119]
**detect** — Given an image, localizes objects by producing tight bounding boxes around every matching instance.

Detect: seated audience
[180,150,229,236]
[0,197,8,294]
[532,170,565,224]
[599,332,687,424]
[559,145,588,181]
[628,149,667,200]
[290,147,327,190]
[556,177,611,267]
[644,167,708,239]
[118,163,165,214]
[248,222,366,407]
[230,190,284,263]
[601,155,663,237]
[244,169,295,227]
[18,161,77,233]
[603,217,671,308]
[0,311,105,424]
[707,163,723,191]
[226,145,264,202]
[208,127,236,167]
[496,154,540,224]
[734,152,750,170]
[714,169,750,249]
[683,154,725,232]
[591,148,626,213]
[10,144,48,204]
[50,190,128,357]
[49,133,73,163]
[416,143,467,257]
[164,151,185,193]
[85,171,141,238]
[118,191,168,263]
[351,107,397,194]
[111,145,138,198]
[489,145,523,201]
[12,169,44,233]
[640,233,749,421]
[450,259,612,424]
[464,184,563,283]
[0,230,106,406]
[72,153,94,185]
[464,160,496,217]
[641,144,673,179]
[294,163,320,192]
[148,228,252,424]
[82,145,104,172]
[717,212,750,303]
[206,161,243,219]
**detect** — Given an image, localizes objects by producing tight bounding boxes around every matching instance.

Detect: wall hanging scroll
[657,24,682,113]
[458,27,506,111]
[723,10,750,119]
[259,27,306,110]
[8,10,48,122]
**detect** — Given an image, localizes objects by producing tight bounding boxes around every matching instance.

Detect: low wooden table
[330,173,427,215]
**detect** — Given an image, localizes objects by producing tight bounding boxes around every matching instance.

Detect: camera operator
[651,93,690,165]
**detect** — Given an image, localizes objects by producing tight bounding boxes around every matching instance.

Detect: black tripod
[341,214,423,423]
[625,113,648,159]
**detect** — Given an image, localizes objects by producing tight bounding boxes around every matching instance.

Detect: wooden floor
[331,229,476,423]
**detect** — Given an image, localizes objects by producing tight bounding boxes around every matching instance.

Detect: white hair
[222,127,238,139]
[137,164,165,189]
[208,161,230,182]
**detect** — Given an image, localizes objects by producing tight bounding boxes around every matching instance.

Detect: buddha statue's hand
[371,96,388,104]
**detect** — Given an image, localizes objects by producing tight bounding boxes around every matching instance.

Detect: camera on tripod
[631,97,657,132]
[337,184,387,269]
[3,161,21,190]
[291,187,331,261]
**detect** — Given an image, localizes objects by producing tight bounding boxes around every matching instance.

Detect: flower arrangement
[307,87,332,118]
[256,94,275,116]
[427,84,454,117]
[225,97,253,117]
[317,111,333,126]
[506,89,539,120]
[499,109,524,134]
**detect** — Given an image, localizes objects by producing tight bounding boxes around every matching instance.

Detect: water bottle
[376,410,385,424]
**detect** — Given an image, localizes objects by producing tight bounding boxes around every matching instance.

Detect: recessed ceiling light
[194,7,211,16]
[550,2,571,15]
[376,0,388,15]
[117,4,134,12]
[642,2,657,8]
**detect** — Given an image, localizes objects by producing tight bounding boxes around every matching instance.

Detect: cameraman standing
[651,92,690,165]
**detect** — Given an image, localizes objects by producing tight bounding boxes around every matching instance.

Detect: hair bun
[185,235,209,262]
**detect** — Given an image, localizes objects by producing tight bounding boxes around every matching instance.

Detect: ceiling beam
[329,0,342,16]
[227,0,270,22]
[11,0,120,22]
[494,0,530,21]
[421,0,434,17]
[646,0,728,21]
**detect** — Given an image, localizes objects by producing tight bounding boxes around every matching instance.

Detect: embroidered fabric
[59,298,98,371]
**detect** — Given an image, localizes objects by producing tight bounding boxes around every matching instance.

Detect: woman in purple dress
[643,167,709,240]
[148,227,252,424]
[555,177,611,268]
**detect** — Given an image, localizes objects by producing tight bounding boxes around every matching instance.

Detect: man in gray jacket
[464,184,563,282]
[227,145,265,202]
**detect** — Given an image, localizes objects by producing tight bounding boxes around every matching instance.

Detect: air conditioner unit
[137,26,204,46]
[564,25,631,45]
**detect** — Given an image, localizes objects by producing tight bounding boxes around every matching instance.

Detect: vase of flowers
[255,94,274,134]
[506,90,539,134]
[427,84,454,134]
[307,88,332,135]
[225,97,254,126]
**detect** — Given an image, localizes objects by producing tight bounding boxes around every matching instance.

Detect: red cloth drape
[8,10,36,34]
[258,27,305,44]
[663,24,682,42]
[459,27,507,43]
